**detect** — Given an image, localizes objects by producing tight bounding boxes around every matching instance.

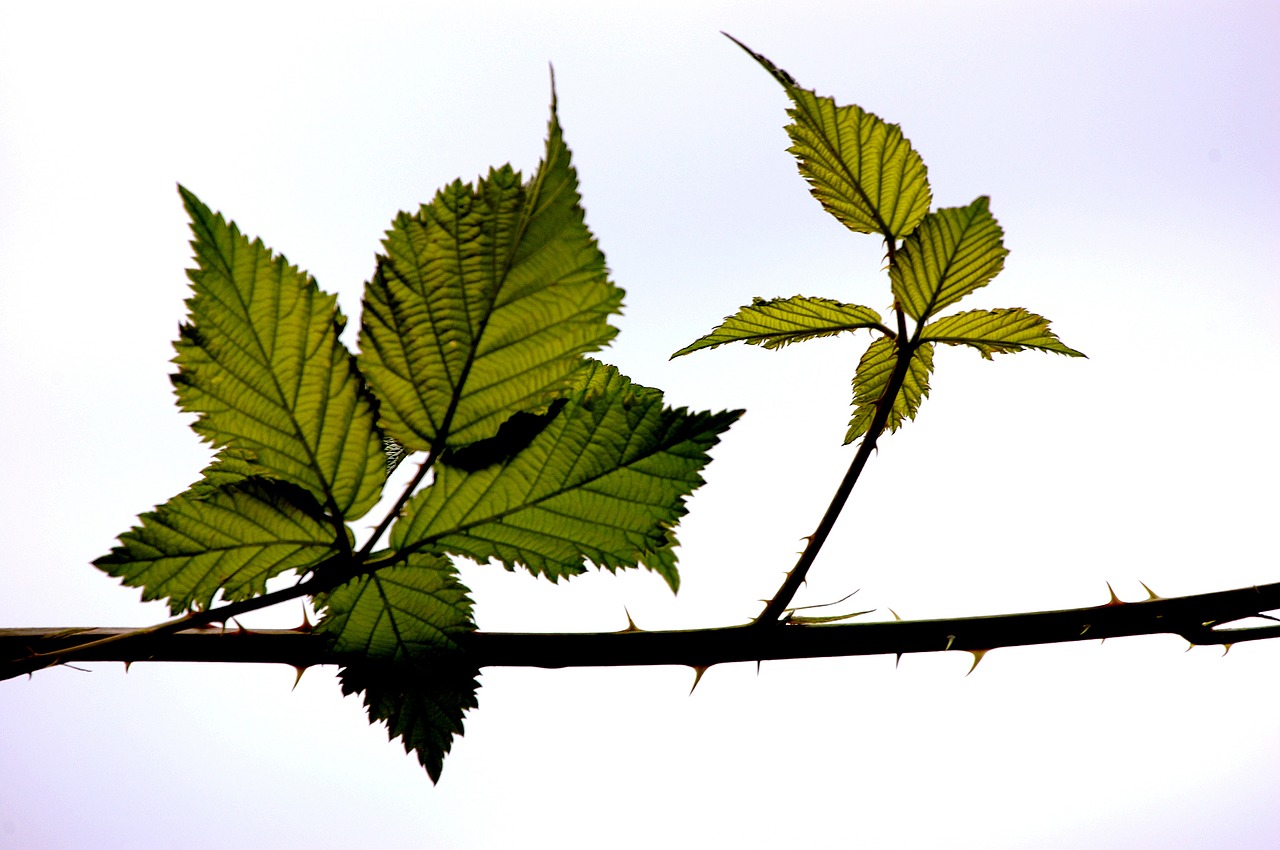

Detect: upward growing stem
[753,302,915,626]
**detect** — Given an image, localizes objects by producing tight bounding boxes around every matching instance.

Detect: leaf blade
[94,478,337,615]
[845,339,935,444]
[173,188,386,520]
[921,308,1086,359]
[671,295,884,356]
[890,197,1008,322]
[357,99,624,454]
[391,362,740,584]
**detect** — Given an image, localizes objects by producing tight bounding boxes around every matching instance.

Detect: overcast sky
[2,2,1278,848]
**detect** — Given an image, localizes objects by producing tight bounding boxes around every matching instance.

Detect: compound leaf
[845,338,935,444]
[890,197,1007,322]
[921,308,1086,359]
[729,36,931,240]
[173,188,386,520]
[358,94,623,455]
[94,478,337,615]
[391,361,740,586]
[672,295,885,356]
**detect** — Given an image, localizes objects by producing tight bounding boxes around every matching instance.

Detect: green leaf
[94,478,337,615]
[337,658,479,784]
[316,553,474,659]
[845,338,935,444]
[173,188,386,520]
[317,553,477,783]
[671,296,885,356]
[921,308,1086,359]
[890,197,1007,322]
[728,36,931,240]
[358,95,624,455]
[391,361,740,586]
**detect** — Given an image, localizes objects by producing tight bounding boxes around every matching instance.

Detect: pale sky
[2,2,1278,848]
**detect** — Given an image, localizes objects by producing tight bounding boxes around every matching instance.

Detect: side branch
[5,582,1277,677]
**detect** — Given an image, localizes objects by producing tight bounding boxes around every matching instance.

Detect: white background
[2,2,1278,848]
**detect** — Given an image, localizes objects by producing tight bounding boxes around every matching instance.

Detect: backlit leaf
[729,36,931,240]
[173,188,386,520]
[921,308,1086,359]
[358,95,623,454]
[845,338,935,444]
[94,478,337,615]
[391,361,740,585]
[671,295,885,356]
[890,197,1007,322]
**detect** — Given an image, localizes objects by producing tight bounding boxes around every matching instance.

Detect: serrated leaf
[173,188,386,520]
[890,197,1007,322]
[671,296,885,356]
[728,36,931,240]
[316,552,474,660]
[338,657,479,784]
[391,361,740,584]
[94,478,337,614]
[845,338,934,444]
[921,308,1086,359]
[358,96,623,455]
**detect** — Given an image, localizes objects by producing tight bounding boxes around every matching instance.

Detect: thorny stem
[5,581,1279,678]
[753,298,915,626]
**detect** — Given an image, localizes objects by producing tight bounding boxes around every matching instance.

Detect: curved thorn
[1138,581,1161,601]
[965,650,989,676]
[689,665,710,695]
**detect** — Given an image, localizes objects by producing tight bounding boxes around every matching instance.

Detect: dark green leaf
[391,361,740,586]
[94,478,337,614]
[358,96,623,454]
[173,188,386,520]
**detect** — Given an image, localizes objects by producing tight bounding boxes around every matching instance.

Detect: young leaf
[316,553,474,659]
[845,339,935,444]
[728,36,931,241]
[94,478,338,615]
[921,308,1086,359]
[890,197,1007,322]
[337,658,479,784]
[173,188,386,520]
[390,361,741,585]
[358,94,624,455]
[671,295,885,356]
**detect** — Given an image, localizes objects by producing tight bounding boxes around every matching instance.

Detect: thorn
[1079,624,1091,636]
[618,608,642,633]
[291,665,308,690]
[123,661,132,674]
[233,619,250,635]
[965,650,989,676]
[1185,641,1196,652]
[1104,582,1124,606]
[1138,581,1161,601]
[889,608,902,621]
[894,653,902,669]
[944,635,956,651]
[1221,643,1233,656]
[295,607,313,632]
[755,660,762,676]
[688,665,710,695]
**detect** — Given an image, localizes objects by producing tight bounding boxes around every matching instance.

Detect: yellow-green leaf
[890,197,1007,322]
[729,36,931,240]
[671,295,885,356]
[845,338,934,444]
[921,308,1086,359]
